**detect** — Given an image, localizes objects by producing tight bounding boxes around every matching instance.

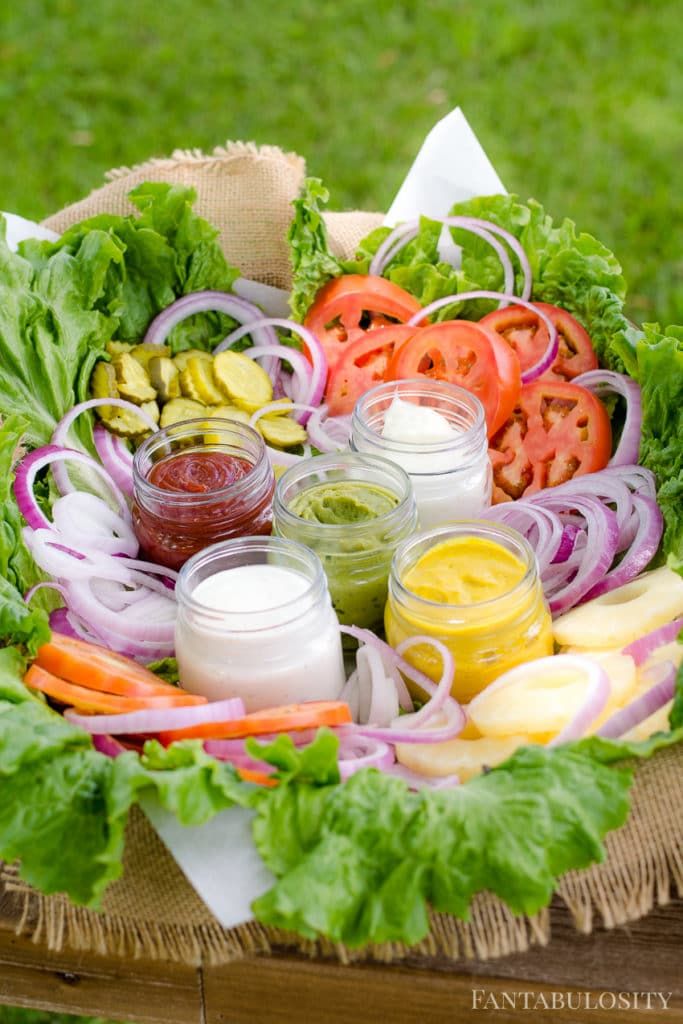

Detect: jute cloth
[2,143,681,966]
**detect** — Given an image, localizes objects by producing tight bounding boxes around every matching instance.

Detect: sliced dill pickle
[148,356,181,402]
[104,405,158,438]
[173,348,213,373]
[212,351,273,412]
[179,357,224,405]
[130,343,171,370]
[257,415,307,448]
[159,398,207,429]
[114,354,156,404]
[90,362,120,422]
[211,405,251,425]
[106,340,134,358]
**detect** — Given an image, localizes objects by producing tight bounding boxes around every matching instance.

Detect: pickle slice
[180,357,224,405]
[173,348,213,372]
[148,356,181,403]
[114,354,157,404]
[160,397,207,429]
[257,415,307,448]
[213,351,273,412]
[105,400,159,438]
[130,343,171,370]
[106,340,134,358]
[90,361,120,420]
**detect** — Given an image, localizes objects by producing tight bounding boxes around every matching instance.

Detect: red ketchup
[132,421,275,571]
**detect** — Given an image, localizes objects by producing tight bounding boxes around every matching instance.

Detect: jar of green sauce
[273,453,417,633]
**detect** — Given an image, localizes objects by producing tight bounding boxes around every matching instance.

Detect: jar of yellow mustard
[384,521,553,703]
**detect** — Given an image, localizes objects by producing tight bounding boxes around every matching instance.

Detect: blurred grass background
[0,0,681,1018]
[1,0,682,325]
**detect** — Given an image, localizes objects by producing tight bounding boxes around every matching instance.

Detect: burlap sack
[2,142,682,966]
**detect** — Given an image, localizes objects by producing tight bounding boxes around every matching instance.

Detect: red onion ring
[51,492,138,557]
[94,424,134,498]
[602,464,657,500]
[481,503,565,574]
[14,446,129,531]
[408,292,558,382]
[622,617,683,666]
[582,494,663,601]
[305,407,352,453]
[573,370,642,467]
[596,662,676,740]
[65,697,245,736]
[92,734,128,758]
[337,735,395,780]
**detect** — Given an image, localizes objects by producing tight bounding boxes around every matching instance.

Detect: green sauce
[284,480,401,631]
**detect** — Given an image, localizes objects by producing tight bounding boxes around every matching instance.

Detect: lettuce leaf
[633,323,683,567]
[19,183,241,353]
[248,727,682,946]
[288,178,345,321]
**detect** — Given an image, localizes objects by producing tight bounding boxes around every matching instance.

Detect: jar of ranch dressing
[174,536,346,711]
[350,379,492,529]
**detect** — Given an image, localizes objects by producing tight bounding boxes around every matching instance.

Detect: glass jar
[385,521,553,703]
[132,418,275,571]
[350,378,492,530]
[273,452,417,634]
[175,535,345,710]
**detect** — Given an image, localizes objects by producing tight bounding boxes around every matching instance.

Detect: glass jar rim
[390,520,538,611]
[176,534,328,631]
[273,451,416,537]
[133,417,271,510]
[351,377,487,456]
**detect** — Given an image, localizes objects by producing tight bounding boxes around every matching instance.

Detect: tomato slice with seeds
[479,326,522,436]
[489,379,612,501]
[384,320,502,435]
[35,633,201,699]
[479,302,598,381]
[304,275,422,373]
[157,700,352,744]
[325,325,418,416]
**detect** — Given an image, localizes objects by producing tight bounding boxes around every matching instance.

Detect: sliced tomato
[157,700,352,744]
[478,302,598,381]
[304,275,422,373]
[489,379,612,500]
[34,633,197,699]
[24,664,205,713]
[325,325,418,416]
[384,320,502,435]
[479,326,522,436]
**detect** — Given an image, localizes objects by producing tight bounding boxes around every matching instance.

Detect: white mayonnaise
[175,539,346,710]
[351,382,492,529]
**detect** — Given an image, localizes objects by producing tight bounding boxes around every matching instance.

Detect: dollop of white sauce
[381,396,456,445]
[192,564,309,618]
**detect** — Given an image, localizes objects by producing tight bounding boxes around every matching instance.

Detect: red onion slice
[369,216,532,301]
[355,644,400,727]
[65,697,246,736]
[573,370,642,468]
[622,617,683,666]
[481,503,565,574]
[596,662,676,739]
[94,424,134,498]
[14,446,129,531]
[337,735,395,780]
[306,407,352,453]
[582,494,663,601]
[92,734,128,758]
[143,290,278,372]
[602,464,657,500]
[409,292,558,382]
[51,492,138,557]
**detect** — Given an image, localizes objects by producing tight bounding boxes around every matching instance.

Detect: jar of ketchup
[132,418,275,570]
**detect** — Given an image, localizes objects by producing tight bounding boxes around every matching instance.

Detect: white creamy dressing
[377,396,491,528]
[175,563,346,710]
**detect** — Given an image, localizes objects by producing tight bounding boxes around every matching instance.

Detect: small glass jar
[350,378,492,530]
[175,535,345,710]
[385,521,553,703]
[132,418,275,571]
[273,452,418,634]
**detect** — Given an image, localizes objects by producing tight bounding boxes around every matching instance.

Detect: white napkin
[1,211,59,251]
[384,106,506,226]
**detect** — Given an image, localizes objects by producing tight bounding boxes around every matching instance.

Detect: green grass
[2,1,682,324]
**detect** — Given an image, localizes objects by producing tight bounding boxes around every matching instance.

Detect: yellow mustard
[384,523,553,703]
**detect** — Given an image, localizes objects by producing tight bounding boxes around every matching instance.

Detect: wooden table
[0,895,681,1023]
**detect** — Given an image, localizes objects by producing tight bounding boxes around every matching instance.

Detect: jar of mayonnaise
[385,521,553,703]
[350,379,492,530]
[273,453,417,635]
[175,536,345,710]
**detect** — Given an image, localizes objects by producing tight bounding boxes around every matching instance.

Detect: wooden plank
[202,956,683,1024]
[0,925,202,1024]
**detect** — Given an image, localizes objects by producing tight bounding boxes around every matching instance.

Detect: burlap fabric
[2,143,681,966]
